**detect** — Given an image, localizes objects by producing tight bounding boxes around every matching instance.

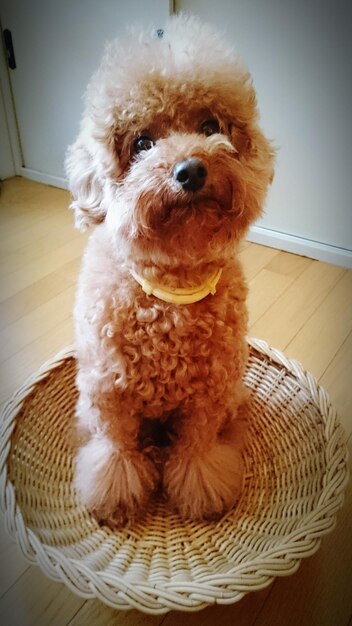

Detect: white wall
[0,0,170,185]
[177,0,352,263]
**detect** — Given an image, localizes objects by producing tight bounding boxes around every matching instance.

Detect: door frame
[0,21,22,179]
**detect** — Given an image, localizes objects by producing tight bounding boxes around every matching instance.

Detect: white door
[176,0,352,266]
[0,0,170,187]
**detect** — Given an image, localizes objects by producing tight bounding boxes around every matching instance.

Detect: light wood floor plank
[0,179,71,230]
[0,525,29,598]
[0,264,76,331]
[286,271,352,379]
[320,331,352,437]
[0,239,85,303]
[265,249,310,277]
[0,209,74,256]
[239,243,279,281]
[249,261,345,349]
[55,257,84,283]
[67,599,164,625]
[0,195,67,238]
[0,229,81,277]
[0,286,75,363]
[0,316,74,405]
[247,255,311,328]
[0,566,85,626]
[247,251,312,328]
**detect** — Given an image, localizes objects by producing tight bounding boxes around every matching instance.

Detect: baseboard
[248,225,352,269]
[20,167,67,190]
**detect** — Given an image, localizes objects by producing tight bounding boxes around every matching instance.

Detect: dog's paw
[163,441,244,521]
[74,434,159,526]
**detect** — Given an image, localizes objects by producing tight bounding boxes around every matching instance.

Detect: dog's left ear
[65,135,107,231]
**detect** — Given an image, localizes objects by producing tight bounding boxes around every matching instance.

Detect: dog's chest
[122,303,214,367]
[116,300,239,410]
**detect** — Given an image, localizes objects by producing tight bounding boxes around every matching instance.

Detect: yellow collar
[130,267,223,305]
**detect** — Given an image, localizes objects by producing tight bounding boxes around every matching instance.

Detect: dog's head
[66,14,275,265]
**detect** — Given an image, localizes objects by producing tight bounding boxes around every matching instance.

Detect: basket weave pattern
[0,339,348,614]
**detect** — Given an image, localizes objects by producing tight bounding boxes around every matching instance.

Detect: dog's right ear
[65,137,106,231]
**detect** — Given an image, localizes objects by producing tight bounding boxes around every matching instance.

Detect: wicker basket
[0,339,348,614]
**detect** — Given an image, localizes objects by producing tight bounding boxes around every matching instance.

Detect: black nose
[173,158,207,192]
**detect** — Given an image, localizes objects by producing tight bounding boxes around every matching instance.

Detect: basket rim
[0,338,349,614]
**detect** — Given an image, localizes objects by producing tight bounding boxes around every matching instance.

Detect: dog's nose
[173,158,207,192]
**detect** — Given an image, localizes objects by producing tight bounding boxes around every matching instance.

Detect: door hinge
[3,29,16,69]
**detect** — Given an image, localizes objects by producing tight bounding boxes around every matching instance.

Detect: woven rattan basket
[0,338,348,614]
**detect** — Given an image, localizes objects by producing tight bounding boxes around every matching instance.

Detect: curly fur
[66,13,275,525]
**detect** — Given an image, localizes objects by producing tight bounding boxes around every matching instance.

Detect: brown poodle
[66,14,275,526]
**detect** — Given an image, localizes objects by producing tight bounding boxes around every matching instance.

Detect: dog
[66,14,274,527]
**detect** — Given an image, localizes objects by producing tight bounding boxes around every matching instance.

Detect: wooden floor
[0,177,351,626]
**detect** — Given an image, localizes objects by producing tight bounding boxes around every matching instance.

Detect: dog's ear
[230,122,275,183]
[229,123,256,159]
[65,137,106,231]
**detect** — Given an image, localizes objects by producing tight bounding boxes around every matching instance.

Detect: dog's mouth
[159,193,225,225]
[127,180,244,262]
[126,166,244,246]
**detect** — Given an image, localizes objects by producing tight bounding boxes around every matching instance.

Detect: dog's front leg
[73,389,159,527]
[163,397,246,521]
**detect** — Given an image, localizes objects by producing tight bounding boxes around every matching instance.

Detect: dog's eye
[133,135,155,154]
[200,119,220,137]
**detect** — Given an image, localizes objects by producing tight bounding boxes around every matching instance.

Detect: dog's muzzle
[173,158,207,192]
